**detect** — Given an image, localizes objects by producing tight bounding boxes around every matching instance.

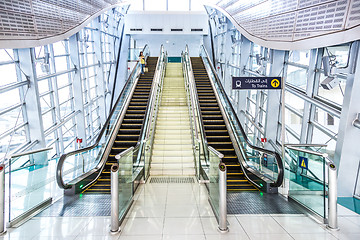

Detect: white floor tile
[121,217,164,236]
[163,217,204,235]
[165,204,199,217]
[247,233,294,240]
[291,233,338,240]
[129,203,166,218]
[205,234,250,240]
[162,234,206,240]
[236,215,287,234]
[272,216,327,234]
[117,235,161,240]
[35,217,91,238]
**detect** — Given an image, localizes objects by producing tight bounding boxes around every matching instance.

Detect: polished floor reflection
[2,178,360,239]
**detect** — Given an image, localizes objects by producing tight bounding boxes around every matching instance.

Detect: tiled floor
[3,179,360,240]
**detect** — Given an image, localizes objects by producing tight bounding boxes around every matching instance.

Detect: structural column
[335,41,360,196]
[69,34,87,146]
[92,17,107,124]
[17,48,46,152]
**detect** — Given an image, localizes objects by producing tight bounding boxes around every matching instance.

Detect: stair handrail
[56,45,150,190]
[132,45,167,172]
[199,45,284,188]
[184,45,201,143]
[183,46,210,162]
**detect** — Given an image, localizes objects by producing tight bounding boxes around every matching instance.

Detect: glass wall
[0,7,126,163]
[207,8,351,164]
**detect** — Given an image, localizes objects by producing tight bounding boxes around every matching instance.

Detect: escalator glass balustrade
[84,57,158,193]
[185,45,284,193]
[56,45,163,194]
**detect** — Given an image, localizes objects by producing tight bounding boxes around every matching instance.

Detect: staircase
[83,57,158,193]
[190,57,257,191]
[150,63,195,176]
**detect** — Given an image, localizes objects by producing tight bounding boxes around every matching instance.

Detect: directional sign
[232,77,282,90]
[299,156,308,170]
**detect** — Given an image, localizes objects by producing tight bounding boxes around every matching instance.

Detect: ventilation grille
[130,28,142,31]
[151,28,163,31]
[0,0,123,40]
[171,28,183,32]
[216,0,360,42]
[191,28,203,32]
[150,177,195,184]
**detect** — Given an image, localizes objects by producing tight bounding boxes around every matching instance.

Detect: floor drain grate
[150,177,195,183]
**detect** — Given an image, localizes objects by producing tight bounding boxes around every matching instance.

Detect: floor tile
[291,233,338,240]
[272,216,327,233]
[121,217,164,236]
[162,234,206,240]
[247,233,294,240]
[236,215,287,234]
[163,217,204,235]
[165,204,199,217]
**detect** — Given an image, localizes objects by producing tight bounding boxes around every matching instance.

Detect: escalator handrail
[56,45,149,189]
[183,46,210,160]
[199,45,284,188]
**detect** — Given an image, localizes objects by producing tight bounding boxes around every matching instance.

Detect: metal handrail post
[110,163,120,233]
[218,162,228,232]
[0,164,5,234]
[327,162,339,230]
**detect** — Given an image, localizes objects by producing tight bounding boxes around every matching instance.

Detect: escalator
[84,57,158,193]
[190,57,257,191]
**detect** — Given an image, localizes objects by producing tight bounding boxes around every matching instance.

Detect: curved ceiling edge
[207,4,360,51]
[0,3,129,49]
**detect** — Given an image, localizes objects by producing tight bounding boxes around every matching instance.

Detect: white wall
[125,11,208,35]
[132,34,203,57]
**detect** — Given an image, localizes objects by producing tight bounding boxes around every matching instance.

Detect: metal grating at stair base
[149,177,195,184]
[227,192,304,214]
[37,194,111,217]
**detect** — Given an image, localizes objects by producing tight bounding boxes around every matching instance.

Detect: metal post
[110,163,120,233]
[0,164,5,234]
[218,162,228,232]
[327,162,339,230]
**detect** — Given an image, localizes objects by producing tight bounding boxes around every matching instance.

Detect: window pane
[286,92,304,114]
[0,125,27,159]
[0,88,21,111]
[42,111,54,131]
[285,108,302,134]
[286,65,308,90]
[285,128,300,144]
[311,126,336,160]
[40,95,52,113]
[326,44,350,68]
[0,49,13,62]
[168,0,189,11]
[0,107,24,135]
[54,56,69,72]
[289,50,310,65]
[58,86,71,104]
[314,107,339,133]
[0,64,17,87]
[53,41,67,56]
